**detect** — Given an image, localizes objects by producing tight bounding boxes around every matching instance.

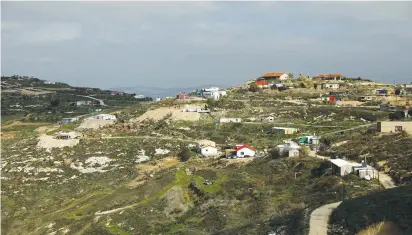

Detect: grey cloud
[1,1,411,88]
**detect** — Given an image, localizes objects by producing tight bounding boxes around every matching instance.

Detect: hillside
[2,75,412,235]
[328,185,412,235]
[1,76,151,124]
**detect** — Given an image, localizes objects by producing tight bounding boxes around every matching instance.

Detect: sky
[1,1,412,89]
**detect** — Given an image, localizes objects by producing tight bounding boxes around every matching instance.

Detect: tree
[50,97,60,107]
[179,147,192,162]
[389,111,405,120]
[249,83,259,92]
[206,98,217,108]
[270,148,283,159]
[287,73,294,79]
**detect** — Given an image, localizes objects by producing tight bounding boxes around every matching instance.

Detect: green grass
[65,190,115,220]
[1,124,43,132]
[104,223,131,235]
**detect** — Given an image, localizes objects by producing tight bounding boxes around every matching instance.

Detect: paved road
[76,95,107,106]
[308,201,342,235]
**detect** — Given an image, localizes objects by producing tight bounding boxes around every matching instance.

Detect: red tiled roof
[260,72,286,78]
[234,144,256,151]
[313,74,343,78]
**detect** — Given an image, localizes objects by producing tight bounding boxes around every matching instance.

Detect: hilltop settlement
[1,73,412,235]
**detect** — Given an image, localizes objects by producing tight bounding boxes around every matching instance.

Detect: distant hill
[0,76,145,123]
[108,84,228,98]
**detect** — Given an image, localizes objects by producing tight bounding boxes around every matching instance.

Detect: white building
[76,101,91,106]
[322,83,340,89]
[200,146,219,158]
[155,98,161,102]
[277,141,301,157]
[259,116,275,122]
[203,87,220,92]
[44,81,56,84]
[218,90,227,97]
[220,118,242,123]
[330,159,378,179]
[353,163,379,179]
[196,140,218,157]
[234,144,256,158]
[134,95,145,99]
[202,87,227,100]
[330,159,354,176]
[272,127,298,135]
[93,114,117,120]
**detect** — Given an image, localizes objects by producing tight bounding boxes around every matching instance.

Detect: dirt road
[75,95,107,106]
[323,123,375,135]
[378,172,396,189]
[86,135,197,143]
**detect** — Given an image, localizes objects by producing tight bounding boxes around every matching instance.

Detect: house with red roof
[258,72,290,81]
[234,144,256,158]
[312,74,344,80]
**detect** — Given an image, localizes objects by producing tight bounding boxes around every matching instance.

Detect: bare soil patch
[127,157,179,189]
[336,101,363,106]
[132,107,200,122]
[19,89,55,95]
[37,132,82,150]
[78,118,116,130]
[136,157,179,173]
[0,131,17,139]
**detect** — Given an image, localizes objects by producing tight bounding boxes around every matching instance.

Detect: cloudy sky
[1,1,412,89]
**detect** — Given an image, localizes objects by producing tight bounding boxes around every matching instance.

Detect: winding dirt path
[85,135,197,143]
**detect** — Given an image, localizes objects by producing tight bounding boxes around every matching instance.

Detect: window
[240,151,244,155]
[395,126,403,132]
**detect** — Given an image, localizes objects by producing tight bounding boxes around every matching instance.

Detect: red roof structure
[234,144,256,151]
[261,72,286,78]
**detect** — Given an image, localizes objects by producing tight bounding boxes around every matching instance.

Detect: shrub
[179,147,192,162]
[270,148,283,159]
[249,83,260,92]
